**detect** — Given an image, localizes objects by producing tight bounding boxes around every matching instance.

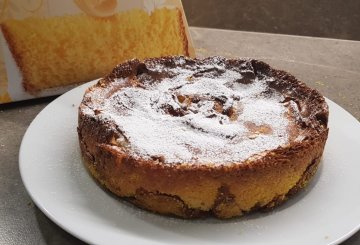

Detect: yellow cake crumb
[1,8,189,93]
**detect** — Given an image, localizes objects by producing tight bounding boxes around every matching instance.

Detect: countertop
[0,27,359,244]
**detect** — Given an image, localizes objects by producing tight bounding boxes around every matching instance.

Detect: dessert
[78,56,329,219]
[1,7,191,93]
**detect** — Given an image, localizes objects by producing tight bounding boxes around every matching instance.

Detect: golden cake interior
[1,8,190,93]
[78,56,329,219]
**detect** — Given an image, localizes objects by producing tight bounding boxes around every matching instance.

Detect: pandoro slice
[1,8,191,93]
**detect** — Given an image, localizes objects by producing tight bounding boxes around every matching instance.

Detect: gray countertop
[0,27,359,244]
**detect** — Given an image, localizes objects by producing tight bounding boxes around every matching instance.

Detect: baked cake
[0,56,10,103]
[1,7,192,93]
[78,56,329,219]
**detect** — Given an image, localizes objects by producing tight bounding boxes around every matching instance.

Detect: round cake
[78,56,329,219]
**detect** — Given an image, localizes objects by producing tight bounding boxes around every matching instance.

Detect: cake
[0,57,10,103]
[78,56,329,219]
[1,7,192,93]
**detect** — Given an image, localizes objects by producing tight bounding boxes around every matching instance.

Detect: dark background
[182,0,360,41]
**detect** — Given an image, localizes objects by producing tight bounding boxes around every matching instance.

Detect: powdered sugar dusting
[85,57,292,165]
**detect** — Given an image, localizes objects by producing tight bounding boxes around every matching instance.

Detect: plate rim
[19,80,360,245]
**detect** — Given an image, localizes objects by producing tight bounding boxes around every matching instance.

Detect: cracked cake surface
[78,56,329,218]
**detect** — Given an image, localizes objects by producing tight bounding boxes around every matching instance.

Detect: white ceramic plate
[19,80,360,245]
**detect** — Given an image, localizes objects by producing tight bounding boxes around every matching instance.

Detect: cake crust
[78,56,329,218]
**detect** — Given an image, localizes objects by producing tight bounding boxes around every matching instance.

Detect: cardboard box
[0,0,194,104]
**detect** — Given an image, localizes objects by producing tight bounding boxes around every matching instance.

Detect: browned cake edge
[78,56,329,219]
[1,23,33,92]
[176,8,191,57]
[78,129,327,219]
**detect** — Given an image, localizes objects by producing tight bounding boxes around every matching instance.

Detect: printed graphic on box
[0,0,194,104]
